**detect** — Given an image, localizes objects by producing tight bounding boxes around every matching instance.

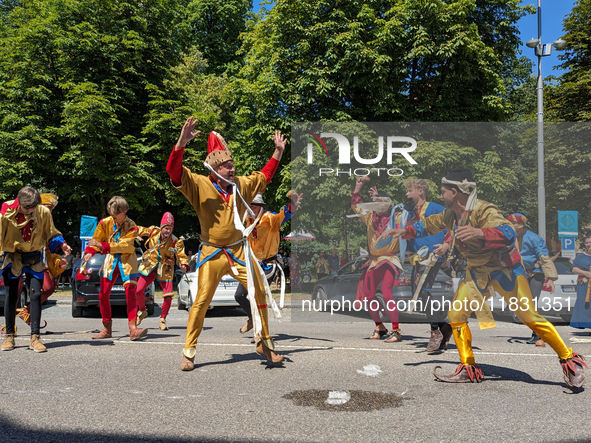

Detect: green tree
[186,0,253,76]
[0,0,190,235]
[547,0,591,122]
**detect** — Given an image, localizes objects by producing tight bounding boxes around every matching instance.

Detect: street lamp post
[525,0,566,243]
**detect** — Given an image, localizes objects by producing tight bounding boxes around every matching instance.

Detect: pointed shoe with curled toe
[560,353,587,389]
[256,340,284,364]
[434,363,483,383]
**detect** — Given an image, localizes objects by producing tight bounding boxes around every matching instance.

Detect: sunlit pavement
[1,301,590,442]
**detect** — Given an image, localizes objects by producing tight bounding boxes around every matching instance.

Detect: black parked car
[311,261,455,322]
[71,250,155,317]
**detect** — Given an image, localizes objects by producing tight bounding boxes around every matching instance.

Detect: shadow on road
[0,413,283,443]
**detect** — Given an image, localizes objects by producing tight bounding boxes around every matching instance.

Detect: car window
[338,262,359,275]
[554,261,573,274]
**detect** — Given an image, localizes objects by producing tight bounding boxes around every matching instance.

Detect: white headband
[441,177,477,211]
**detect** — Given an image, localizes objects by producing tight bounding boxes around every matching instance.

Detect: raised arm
[136,225,157,238]
[167,117,201,186]
[260,131,286,184]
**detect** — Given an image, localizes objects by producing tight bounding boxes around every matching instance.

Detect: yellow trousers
[449,274,572,365]
[184,247,271,351]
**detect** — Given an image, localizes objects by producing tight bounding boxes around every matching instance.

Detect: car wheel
[147,303,155,316]
[312,287,327,310]
[178,294,186,311]
[303,273,312,284]
[71,293,83,317]
[19,285,29,309]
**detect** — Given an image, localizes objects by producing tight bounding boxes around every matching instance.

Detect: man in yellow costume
[166,117,286,371]
[135,212,190,330]
[235,191,302,334]
[384,168,586,388]
[1,187,70,353]
[84,196,147,341]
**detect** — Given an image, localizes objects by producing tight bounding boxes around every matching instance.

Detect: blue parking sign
[561,237,576,251]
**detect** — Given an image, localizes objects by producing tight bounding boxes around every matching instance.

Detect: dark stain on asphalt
[282,390,405,411]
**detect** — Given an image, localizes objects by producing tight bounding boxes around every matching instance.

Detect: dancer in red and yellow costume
[135,212,190,330]
[235,191,302,334]
[167,117,286,371]
[1,187,69,352]
[15,193,69,329]
[351,177,405,342]
[84,196,147,341]
[384,168,586,388]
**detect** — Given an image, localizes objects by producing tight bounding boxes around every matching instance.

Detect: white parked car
[177,257,240,311]
[491,260,576,322]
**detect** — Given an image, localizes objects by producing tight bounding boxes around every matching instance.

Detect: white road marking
[325,391,350,405]
[13,337,576,358]
[570,337,591,343]
[357,364,383,377]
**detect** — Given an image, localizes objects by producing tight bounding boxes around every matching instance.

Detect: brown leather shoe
[181,355,195,371]
[560,353,587,389]
[1,334,15,351]
[256,340,284,364]
[426,329,444,353]
[535,339,546,347]
[129,320,148,341]
[439,323,453,350]
[240,317,253,334]
[29,334,47,353]
[434,363,483,383]
[92,321,112,339]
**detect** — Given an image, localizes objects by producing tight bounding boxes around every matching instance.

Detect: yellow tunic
[246,210,285,261]
[137,225,189,281]
[351,199,402,271]
[421,200,512,283]
[0,201,62,277]
[420,199,514,328]
[173,168,267,260]
[88,216,139,283]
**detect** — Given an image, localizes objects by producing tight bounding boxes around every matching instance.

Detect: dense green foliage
[0,0,587,256]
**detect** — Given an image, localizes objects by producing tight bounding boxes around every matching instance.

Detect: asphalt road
[1,300,591,442]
